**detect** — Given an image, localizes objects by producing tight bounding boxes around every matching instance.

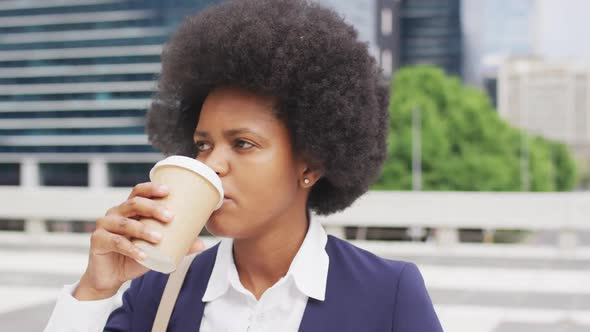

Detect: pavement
[0,232,589,332]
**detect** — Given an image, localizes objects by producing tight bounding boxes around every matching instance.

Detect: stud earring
[303,178,310,184]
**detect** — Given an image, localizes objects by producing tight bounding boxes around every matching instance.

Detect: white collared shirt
[43,219,329,332]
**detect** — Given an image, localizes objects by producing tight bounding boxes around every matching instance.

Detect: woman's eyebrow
[193,128,262,139]
[193,131,209,138]
[224,128,254,137]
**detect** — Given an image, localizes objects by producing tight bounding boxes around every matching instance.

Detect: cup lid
[149,155,224,210]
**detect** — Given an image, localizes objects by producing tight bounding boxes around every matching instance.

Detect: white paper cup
[132,156,223,273]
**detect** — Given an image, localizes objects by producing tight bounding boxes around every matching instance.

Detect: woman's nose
[202,147,230,177]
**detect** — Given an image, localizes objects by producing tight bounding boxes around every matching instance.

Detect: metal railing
[2,187,588,252]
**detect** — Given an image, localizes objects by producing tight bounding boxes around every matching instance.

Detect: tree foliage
[374,65,578,191]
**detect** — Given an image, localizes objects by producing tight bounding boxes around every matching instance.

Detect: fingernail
[150,231,162,241]
[163,210,174,220]
[158,185,169,193]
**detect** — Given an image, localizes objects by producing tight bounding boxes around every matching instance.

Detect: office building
[498,58,590,165]
[319,0,461,78]
[0,0,221,192]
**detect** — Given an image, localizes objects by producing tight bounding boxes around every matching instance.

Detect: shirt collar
[201,236,233,302]
[202,218,329,302]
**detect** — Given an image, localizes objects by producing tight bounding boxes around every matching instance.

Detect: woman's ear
[299,166,323,189]
[296,153,323,188]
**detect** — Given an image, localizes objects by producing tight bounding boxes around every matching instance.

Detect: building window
[381,8,393,36]
[108,162,152,187]
[40,163,88,187]
[0,163,20,185]
[0,219,24,231]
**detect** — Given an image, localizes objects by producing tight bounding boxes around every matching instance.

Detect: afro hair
[146,0,390,215]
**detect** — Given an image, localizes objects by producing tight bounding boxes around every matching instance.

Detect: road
[1,232,589,332]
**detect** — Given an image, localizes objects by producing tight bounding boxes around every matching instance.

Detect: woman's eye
[235,140,254,149]
[195,141,212,151]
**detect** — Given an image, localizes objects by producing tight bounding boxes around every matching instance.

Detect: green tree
[374,65,578,191]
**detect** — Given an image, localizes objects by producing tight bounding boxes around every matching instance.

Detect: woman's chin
[205,213,237,238]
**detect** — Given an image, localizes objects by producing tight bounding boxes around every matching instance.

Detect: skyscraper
[320,0,462,78]
[397,0,462,76]
[0,0,220,189]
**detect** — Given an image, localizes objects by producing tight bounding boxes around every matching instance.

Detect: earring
[303,178,310,185]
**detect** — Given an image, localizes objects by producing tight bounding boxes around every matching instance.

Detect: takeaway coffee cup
[132,155,223,273]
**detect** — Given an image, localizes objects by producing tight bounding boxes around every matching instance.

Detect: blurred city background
[0,0,589,331]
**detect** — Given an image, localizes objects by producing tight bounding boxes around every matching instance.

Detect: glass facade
[0,0,221,156]
[39,163,88,186]
[108,162,152,187]
[318,0,462,78]
[0,163,19,185]
[399,0,462,75]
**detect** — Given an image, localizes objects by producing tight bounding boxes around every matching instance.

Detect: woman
[44,0,443,331]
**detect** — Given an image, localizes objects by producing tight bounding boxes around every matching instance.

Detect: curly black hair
[146,0,389,215]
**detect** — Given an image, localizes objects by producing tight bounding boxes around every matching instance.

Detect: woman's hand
[73,182,205,301]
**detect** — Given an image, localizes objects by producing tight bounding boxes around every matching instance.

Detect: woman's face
[194,86,310,239]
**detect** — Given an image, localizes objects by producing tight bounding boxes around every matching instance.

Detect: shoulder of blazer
[324,235,442,331]
[325,234,409,278]
[299,236,414,331]
[327,236,415,312]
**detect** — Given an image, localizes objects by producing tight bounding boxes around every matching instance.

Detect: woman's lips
[221,188,234,204]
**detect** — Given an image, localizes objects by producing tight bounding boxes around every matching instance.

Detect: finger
[90,229,146,262]
[117,196,174,223]
[187,238,206,254]
[127,181,169,200]
[97,215,163,244]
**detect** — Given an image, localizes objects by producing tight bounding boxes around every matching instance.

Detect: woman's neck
[232,209,309,300]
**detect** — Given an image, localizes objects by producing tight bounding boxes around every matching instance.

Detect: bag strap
[151,253,198,332]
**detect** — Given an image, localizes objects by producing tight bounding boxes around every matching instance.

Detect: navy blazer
[104,235,443,331]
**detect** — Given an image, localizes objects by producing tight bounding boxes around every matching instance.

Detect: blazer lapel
[167,243,219,332]
[299,297,328,332]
